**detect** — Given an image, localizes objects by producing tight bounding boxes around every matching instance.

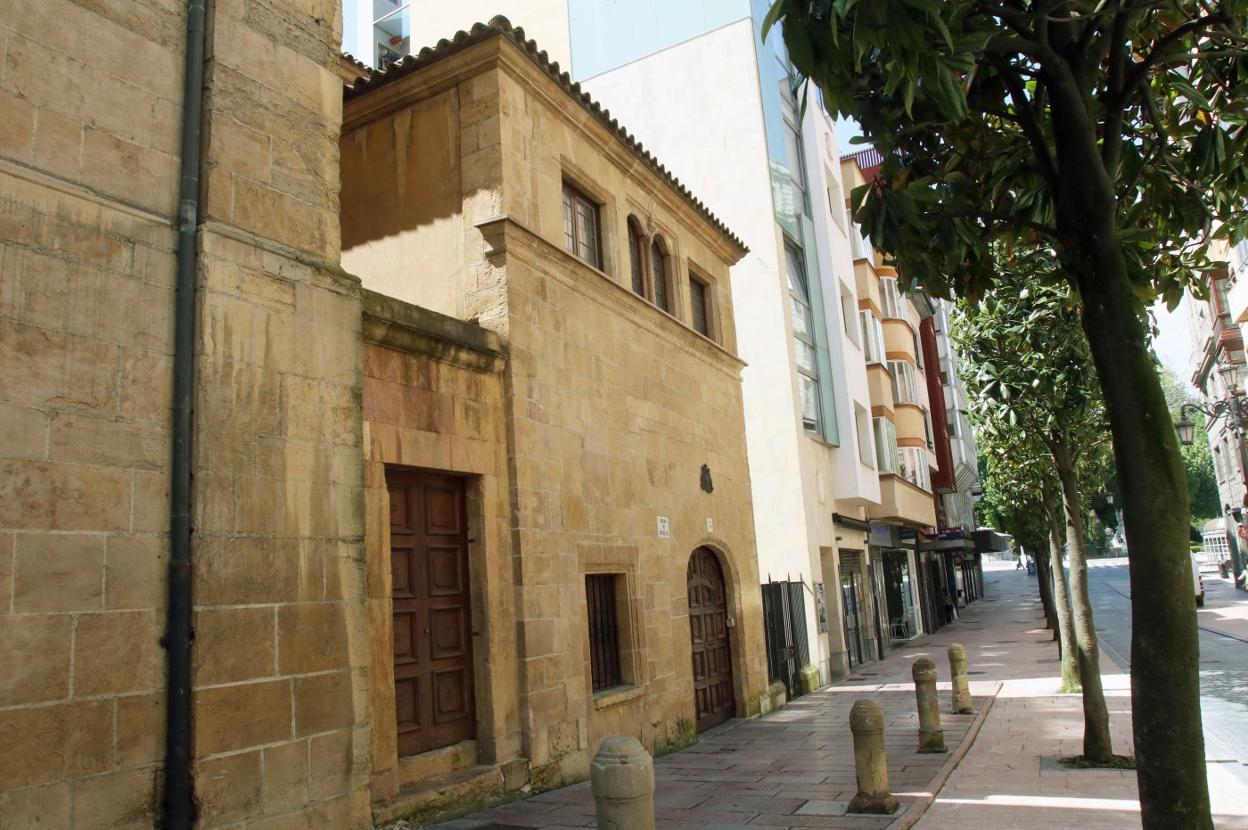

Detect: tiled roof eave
[340,16,748,257]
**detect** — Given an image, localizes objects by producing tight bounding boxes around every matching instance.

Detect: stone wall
[359,290,518,804]
[1,0,181,823]
[491,220,768,785]
[0,0,370,826]
[340,29,770,798]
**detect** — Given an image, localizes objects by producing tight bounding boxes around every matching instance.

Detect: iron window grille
[586,574,623,692]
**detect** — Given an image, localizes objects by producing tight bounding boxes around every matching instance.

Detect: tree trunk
[1046,63,1209,821]
[1044,486,1081,692]
[1033,544,1060,638]
[1061,201,1210,825]
[1052,441,1115,763]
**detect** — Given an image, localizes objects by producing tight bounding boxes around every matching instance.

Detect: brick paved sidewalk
[426,573,1034,830]
[916,567,1248,830]
[426,564,1248,829]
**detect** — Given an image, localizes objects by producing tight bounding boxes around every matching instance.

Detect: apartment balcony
[1192,312,1246,389]
[882,317,916,356]
[1209,307,1245,354]
[894,404,927,444]
[870,474,937,527]
[866,363,893,410]
[855,260,881,309]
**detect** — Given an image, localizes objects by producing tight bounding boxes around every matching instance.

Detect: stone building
[1,3,766,830]
[339,19,769,818]
[0,0,370,826]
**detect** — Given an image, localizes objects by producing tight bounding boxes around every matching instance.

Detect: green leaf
[760,0,786,41]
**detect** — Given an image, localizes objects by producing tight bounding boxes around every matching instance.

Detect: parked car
[1191,554,1205,608]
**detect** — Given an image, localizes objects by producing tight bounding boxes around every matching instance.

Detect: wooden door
[687,547,736,732]
[386,469,475,757]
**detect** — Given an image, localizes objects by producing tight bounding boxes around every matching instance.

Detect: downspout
[164,0,208,825]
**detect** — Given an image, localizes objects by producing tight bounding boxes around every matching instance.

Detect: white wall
[581,20,816,587]
[804,110,880,510]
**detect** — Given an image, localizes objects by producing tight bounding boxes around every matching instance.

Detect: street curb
[884,679,1004,830]
[1097,629,1131,671]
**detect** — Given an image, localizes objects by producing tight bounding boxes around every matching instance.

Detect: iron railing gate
[761,578,811,698]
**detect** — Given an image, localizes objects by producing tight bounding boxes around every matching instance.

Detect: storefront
[920,530,981,622]
[870,523,923,643]
[833,515,883,669]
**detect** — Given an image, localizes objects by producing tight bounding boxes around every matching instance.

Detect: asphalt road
[1085,557,1248,789]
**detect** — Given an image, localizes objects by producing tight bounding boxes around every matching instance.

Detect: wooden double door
[688,547,736,732]
[386,469,475,757]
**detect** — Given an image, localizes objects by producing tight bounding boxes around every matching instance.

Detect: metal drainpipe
[164,0,208,825]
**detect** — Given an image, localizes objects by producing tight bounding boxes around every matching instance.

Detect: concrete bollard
[847,699,900,815]
[912,657,947,753]
[948,643,974,714]
[590,736,655,830]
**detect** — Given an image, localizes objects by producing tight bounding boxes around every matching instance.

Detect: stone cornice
[361,289,506,374]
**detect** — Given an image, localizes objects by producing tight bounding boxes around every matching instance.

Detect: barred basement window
[586,574,623,691]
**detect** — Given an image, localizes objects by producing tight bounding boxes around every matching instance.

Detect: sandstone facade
[0,0,370,826]
[341,20,770,816]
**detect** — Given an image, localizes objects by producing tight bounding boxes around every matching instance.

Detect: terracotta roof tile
[842,147,883,183]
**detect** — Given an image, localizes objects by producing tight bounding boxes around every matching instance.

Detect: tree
[976,452,1061,636]
[765,2,1248,823]
[953,262,1117,762]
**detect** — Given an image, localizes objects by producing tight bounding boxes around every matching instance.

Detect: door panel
[386,468,475,757]
[688,548,736,732]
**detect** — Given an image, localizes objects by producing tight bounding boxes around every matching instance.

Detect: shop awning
[918,529,976,552]
[918,537,976,552]
[973,528,1013,552]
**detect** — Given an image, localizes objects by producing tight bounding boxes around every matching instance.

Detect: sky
[1153,299,1198,393]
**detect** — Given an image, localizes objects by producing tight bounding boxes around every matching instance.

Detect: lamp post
[1176,360,1248,591]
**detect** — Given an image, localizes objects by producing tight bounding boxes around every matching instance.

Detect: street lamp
[1176,358,1248,442]
[1176,412,1197,446]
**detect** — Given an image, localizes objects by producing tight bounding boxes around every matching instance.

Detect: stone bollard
[590,736,655,830]
[912,657,946,753]
[948,643,974,714]
[847,699,900,815]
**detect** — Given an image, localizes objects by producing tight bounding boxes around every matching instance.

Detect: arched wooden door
[687,547,736,732]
